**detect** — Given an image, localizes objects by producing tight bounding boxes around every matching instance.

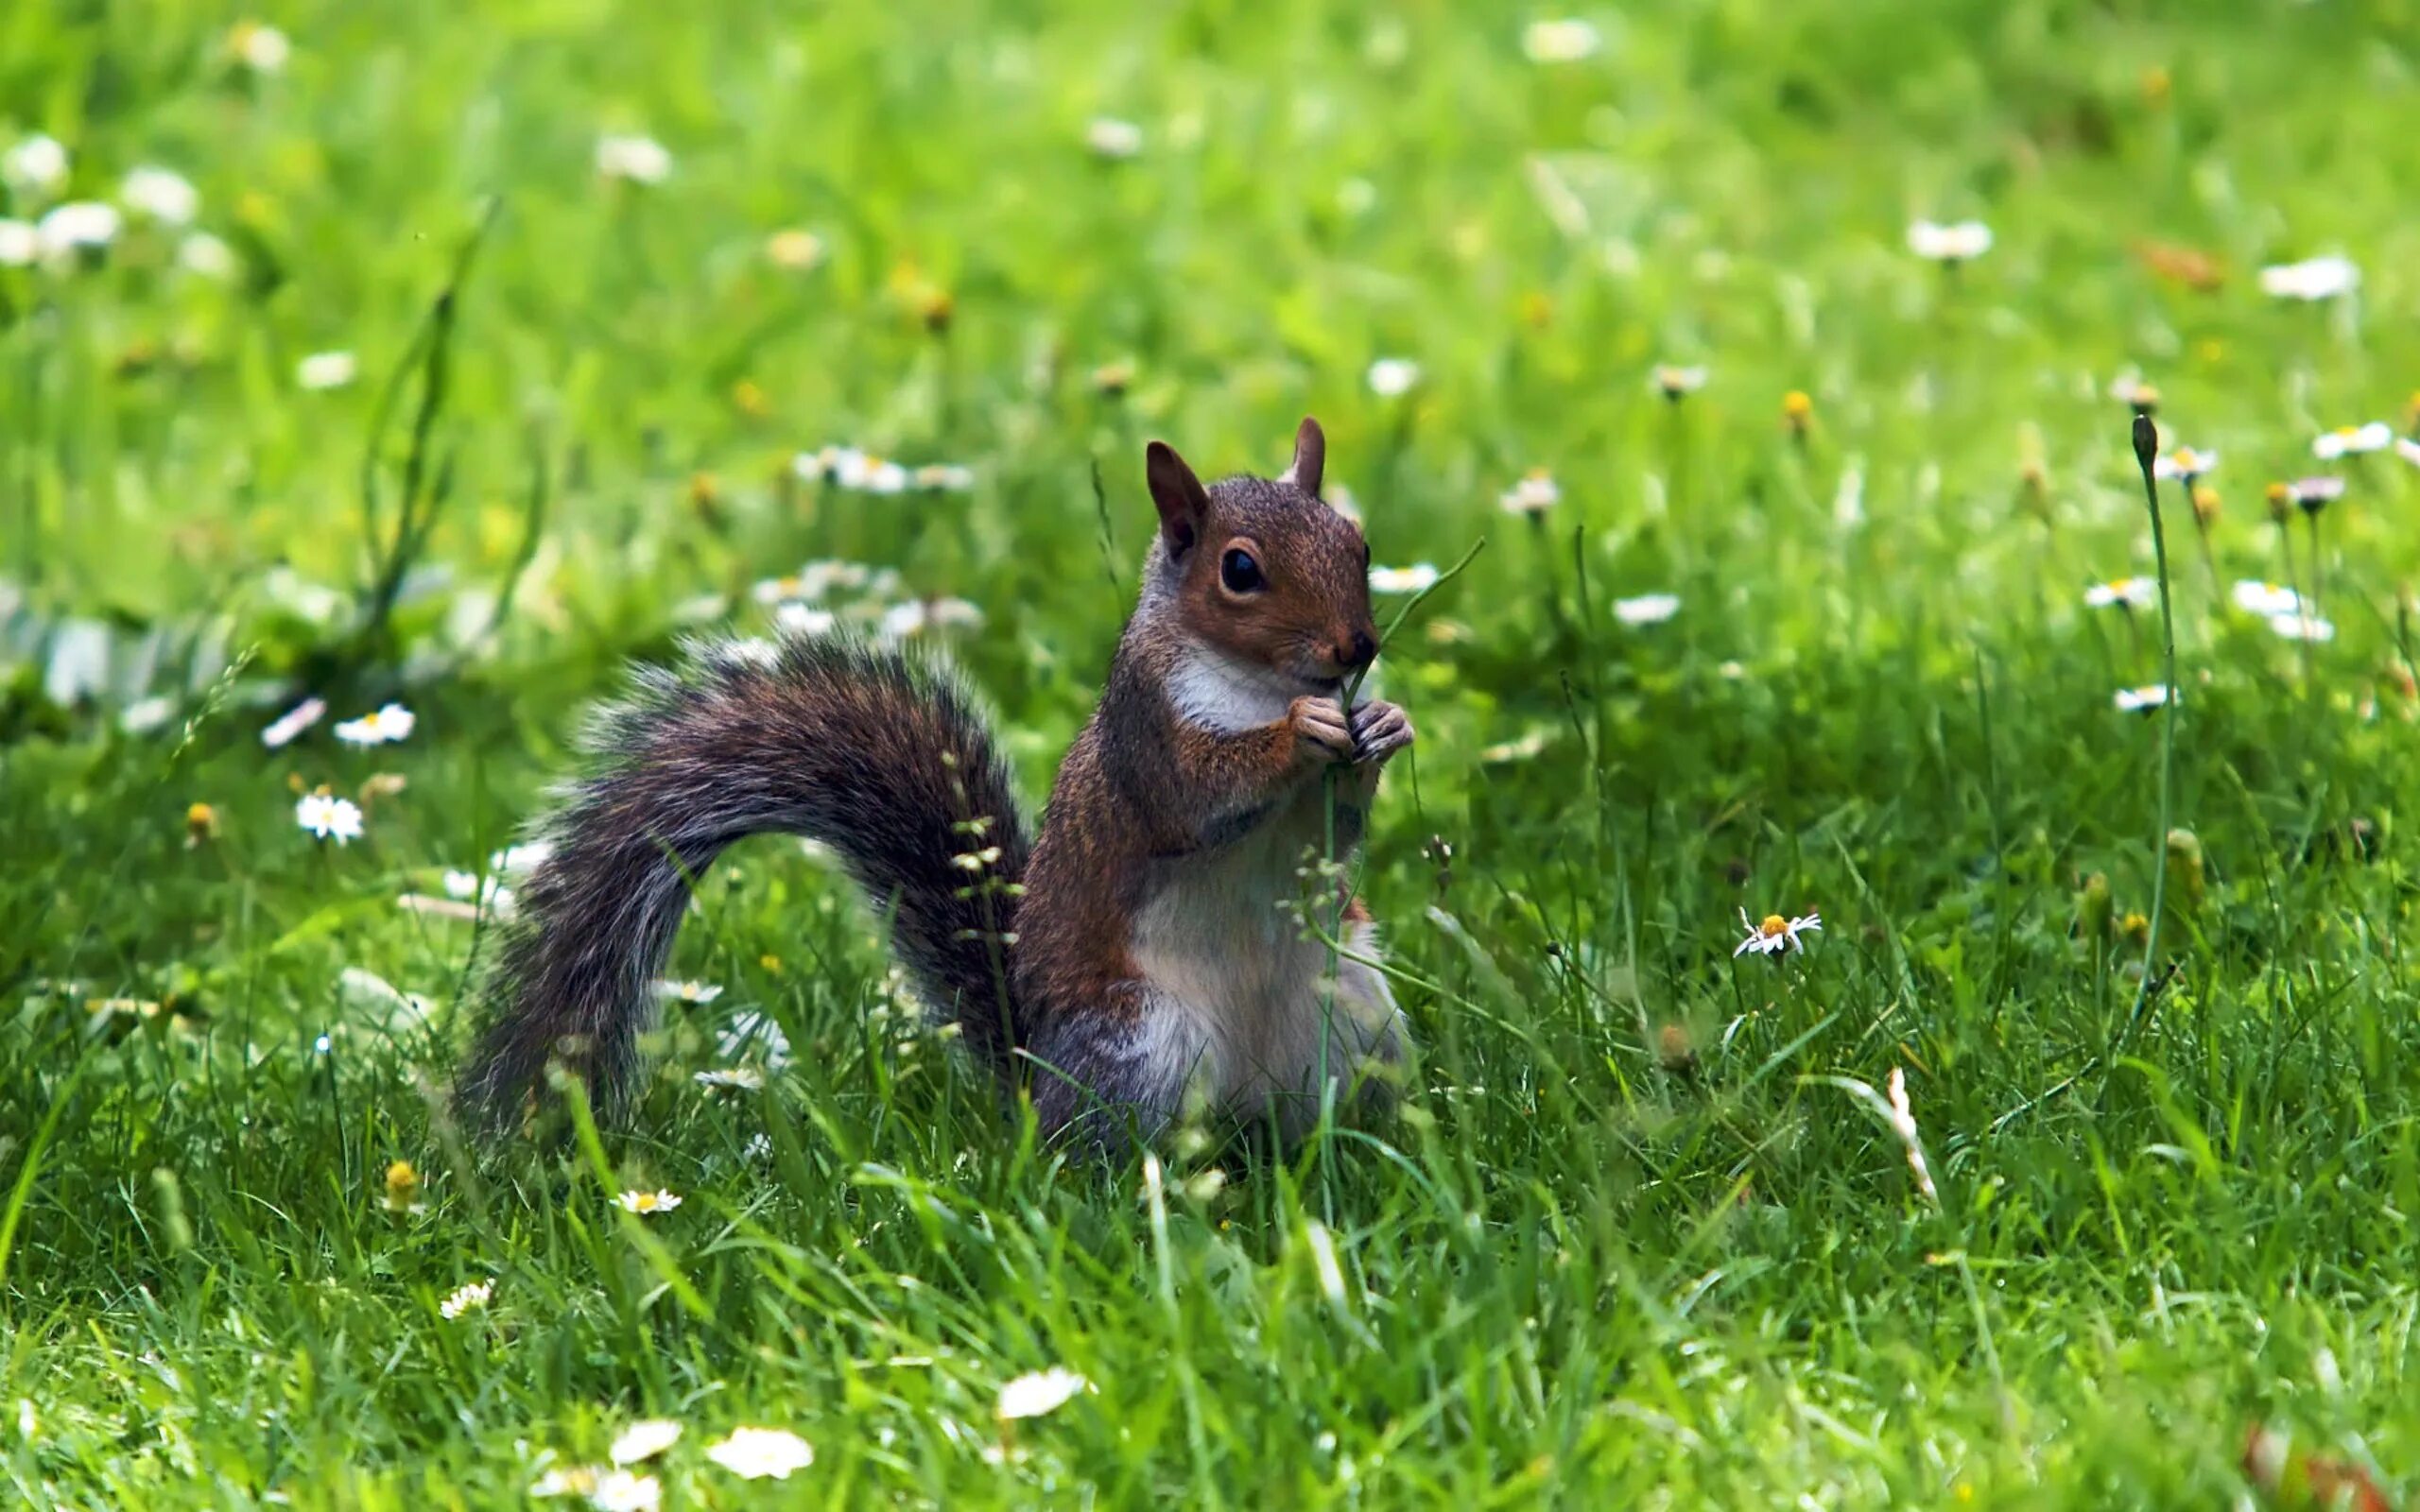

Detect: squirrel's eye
[1219,548,1265,593]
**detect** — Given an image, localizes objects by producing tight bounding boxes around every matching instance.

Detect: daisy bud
[1782,389,1813,436]
[1656,1022,1699,1078]
[2120,910,2151,947]
[1091,360,1134,397]
[185,800,218,847]
[2190,485,2220,528]
[2265,482,2294,523]
[2077,871,2112,945]
[2164,828,2207,919]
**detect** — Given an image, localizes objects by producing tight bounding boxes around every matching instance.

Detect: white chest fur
[1163,636,1299,734]
[1126,785,1403,1131]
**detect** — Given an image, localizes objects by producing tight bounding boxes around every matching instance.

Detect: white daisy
[1369,563,1439,594]
[1907,219,1992,262]
[438,1280,493,1319]
[614,1189,683,1215]
[1651,364,1707,399]
[441,869,515,913]
[297,351,357,390]
[36,201,120,262]
[492,840,554,873]
[704,1427,814,1480]
[2231,581,2301,617]
[1084,117,1144,160]
[2113,685,2173,713]
[587,1470,660,1512]
[717,1011,792,1069]
[2083,577,2155,610]
[3,134,68,198]
[2257,256,2360,301]
[529,1466,599,1500]
[927,596,984,629]
[2401,437,2420,469]
[913,463,976,491]
[232,22,292,73]
[996,1366,1090,1420]
[334,702,415,747]
[2313,423,2391,460]
[261,696,326,748]
[1497,469,1561,516]
[694,1068,766,1091]
[654,980,723,1005]
[1613,593,1681,626]
[1521,19,1603,63]
[775,603,838,637]
[596,133,673,184]
[296,792,364,844]
[176,232,235,277]
[1366,357,1421,398]
[120,165,199,225]
[2269,612,2336,644]
[2152,445,2217,481]
[744,1132,774,1161]
[609,1420,683,1467]
[1479,729,1550,763]
[2287,477,2346,512]
[0,219,35,267]
[1732,907,1821,958]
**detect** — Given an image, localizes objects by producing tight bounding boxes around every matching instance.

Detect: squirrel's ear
[1145,440,1211,559]
[1280,417,1325,498]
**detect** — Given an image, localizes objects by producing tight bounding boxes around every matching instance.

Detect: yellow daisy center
[1760,915,1789,937]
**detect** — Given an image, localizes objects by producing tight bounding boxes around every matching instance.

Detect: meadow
[5,0,2420,1504]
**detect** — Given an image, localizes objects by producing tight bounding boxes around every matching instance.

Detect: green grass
[7,0,2420,1504]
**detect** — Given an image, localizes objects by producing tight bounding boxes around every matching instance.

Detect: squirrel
[458,417,1415,1145]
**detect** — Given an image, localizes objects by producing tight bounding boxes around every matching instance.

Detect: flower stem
[2108,416,2179,1068]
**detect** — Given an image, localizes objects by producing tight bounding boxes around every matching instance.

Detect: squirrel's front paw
[1349,699,1415,766]
[1289,696,1355,766]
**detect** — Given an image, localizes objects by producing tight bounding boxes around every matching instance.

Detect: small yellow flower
[2140,64,2170,105]
[2265,481,2294,522]
[731,379,769,419]
[2120,910,2150,945]
[184,801,217,847]
[2191,485,2220,526]
[1091,359,1134,396]
[1782,389,1813,433]
[383,1160,423,1214]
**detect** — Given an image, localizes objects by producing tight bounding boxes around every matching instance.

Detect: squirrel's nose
[1340,630,1377,669]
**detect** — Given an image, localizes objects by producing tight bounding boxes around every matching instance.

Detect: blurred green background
[5,1,2419,1506]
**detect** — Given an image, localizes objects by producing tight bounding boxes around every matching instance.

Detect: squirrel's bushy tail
[458,634,1029,1130]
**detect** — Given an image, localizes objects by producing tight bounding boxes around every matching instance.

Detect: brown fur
[459,419,1409,1149]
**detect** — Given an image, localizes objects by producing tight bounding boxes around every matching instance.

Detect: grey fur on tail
[457,633,1031,1130]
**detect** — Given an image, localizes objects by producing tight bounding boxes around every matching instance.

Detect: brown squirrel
[458,418,1414,1145]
